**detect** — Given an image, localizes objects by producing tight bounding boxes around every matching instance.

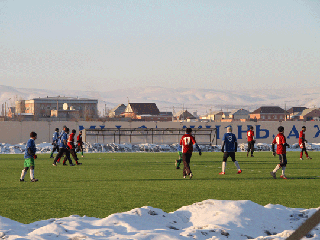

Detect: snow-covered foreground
[1,142,320,239]
[1,142,320,154]
[1,200,319,240]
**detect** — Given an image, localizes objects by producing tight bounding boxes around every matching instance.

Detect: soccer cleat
[280,175,287,179]
[189,173,193,179]
[183,176,186,179]
[176,167,180,169]
[20,179,24,182]
[251,155,254,157]
[63,163,67,166]
[81,155,84,157]
[270,172,277,179]
[31,178,38,182]
[219,172,225,175]
[237,170,242,174]
[300,158,303,160]
[70,163,75,166]
[50,156,54,158]
[52,163,57,166]
[76,162,82,165]
[307,157,312,159]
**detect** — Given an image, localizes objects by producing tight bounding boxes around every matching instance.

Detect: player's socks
[234,161,241,170]
[20,169,26,180]
[273,164,280,173]
[222,162,226,173]
[282,167,286,176]
[300,152,303,158]
[30,169,34,180]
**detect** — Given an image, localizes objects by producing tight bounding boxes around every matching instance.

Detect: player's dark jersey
[180,133,197,154]
[52,132,59,144]
[272,133,287,154]
[59,132,68,149]
[247,130,254,142]
[24,138,36,159]
[222,132,237,152]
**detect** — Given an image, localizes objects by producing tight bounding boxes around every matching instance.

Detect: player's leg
[20,166,29,181]
[65,150,74,166]
[280,154,287,179]
[53,148,63,166]
[219,153,228,174]
[270,154,282,179]
[247,142,250,157]
[251,142,254,157]
[231,152,242,173]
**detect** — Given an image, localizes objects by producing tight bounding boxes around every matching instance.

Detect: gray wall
[1,121,319,145]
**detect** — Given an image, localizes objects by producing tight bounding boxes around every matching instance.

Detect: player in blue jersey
[53,127,75,166]
[219,127,242,175]
[20,132,38,182]
[50,128,60,158]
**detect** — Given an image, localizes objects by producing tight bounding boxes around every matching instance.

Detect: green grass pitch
[0,151,319,224]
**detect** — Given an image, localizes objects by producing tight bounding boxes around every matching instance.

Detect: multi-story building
[15,96,98,120]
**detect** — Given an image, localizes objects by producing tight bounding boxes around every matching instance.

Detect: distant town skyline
[1,0,319,92]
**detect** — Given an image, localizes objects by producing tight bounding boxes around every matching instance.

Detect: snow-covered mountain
[1,85,320,116]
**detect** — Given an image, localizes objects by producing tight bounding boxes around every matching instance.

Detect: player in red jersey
[179,128,202,179]
[63,129,82,165]
[246,126,255,157]
[270,126,290,179]
[76,131,84,158]
[299,126,312,160]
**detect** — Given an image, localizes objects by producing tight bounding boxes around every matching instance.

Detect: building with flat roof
[15,96,98,120]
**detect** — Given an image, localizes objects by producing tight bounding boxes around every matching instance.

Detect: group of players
[19,126,84,182]
[176,125,312,180]
[20,124,311,182]
[51,126,84,166]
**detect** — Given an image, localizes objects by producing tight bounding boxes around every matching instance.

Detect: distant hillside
[1,85,320,116]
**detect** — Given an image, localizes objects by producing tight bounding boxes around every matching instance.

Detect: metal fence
[83,128,217,145]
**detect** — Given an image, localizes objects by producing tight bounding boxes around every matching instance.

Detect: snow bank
[0,200,319,240]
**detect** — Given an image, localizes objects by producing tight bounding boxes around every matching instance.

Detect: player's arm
[271,142,276,156]
[221,141,225,152]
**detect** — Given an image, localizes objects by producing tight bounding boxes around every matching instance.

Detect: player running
[299,126,312,160]
[179,128,202,179]
[219,126,242,175]
[20,132,38,182]
[270,126,290,179]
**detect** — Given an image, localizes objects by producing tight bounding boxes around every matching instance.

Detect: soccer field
[1,152,319,224]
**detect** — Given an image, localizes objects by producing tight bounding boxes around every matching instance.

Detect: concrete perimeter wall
[0,121,320,145]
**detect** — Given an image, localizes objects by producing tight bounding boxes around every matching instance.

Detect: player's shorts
[299,143,306,149]
[278,154,287,167]
[24,158,35,168]
[223,152,236,162]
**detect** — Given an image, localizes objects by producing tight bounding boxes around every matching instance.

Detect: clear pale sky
[1,0,319,92]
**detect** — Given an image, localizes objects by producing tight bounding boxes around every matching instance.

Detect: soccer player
[299,126,312,160]
[50,128,59,158]
[64,129,82,165]
[20,132,38,182]
[219,126,242,175]
[53,127,75,166]
[179,128,202,179]
[247,126,255,157]
[175,145,182,169]
[219,127,242,175]
[270,126,290,179]
[76,130,84,157]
